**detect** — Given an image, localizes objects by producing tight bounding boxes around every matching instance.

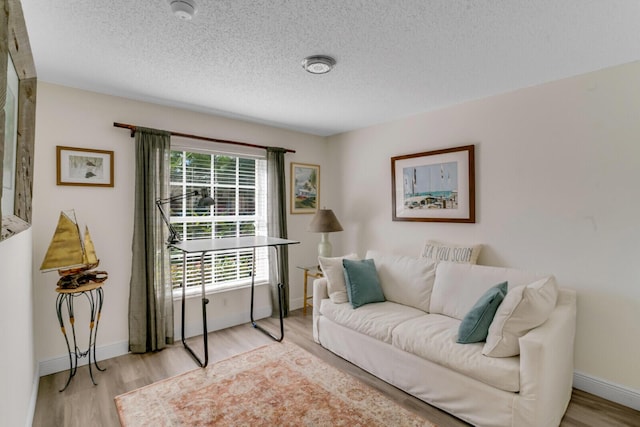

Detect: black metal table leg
[250,246,285,341]
[180,252,209,367]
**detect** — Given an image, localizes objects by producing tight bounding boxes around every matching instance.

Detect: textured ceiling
[19,0,640,136]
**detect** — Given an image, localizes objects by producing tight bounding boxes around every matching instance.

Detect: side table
[296,265,323,315]
[55,281,106,391]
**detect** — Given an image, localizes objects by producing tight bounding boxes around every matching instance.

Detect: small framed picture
[391,145,475,222]
[290,162,319,214]
[57,146,114,187]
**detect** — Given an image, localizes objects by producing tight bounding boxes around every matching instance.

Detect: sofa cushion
[420,240,482,264]
[319,299,425,344]
[392,314,521,392]
[343,258,386,308]
[318,253,358,303]
[429,262,551,320]
[457,281,508,344]
[366,250,436,312]
[483,276,558,357]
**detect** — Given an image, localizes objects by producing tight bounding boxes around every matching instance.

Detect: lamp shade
[308,209,343,233]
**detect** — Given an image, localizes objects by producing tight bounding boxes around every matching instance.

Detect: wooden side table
[297,265,323,315]
[55,281,106,391]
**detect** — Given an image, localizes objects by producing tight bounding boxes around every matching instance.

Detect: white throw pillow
[318,253,358,304]
[420,240,482,264]
[366,250,436,312]
[483,276,559,357]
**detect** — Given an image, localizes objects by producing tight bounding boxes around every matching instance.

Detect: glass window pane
[215,221,236,238]
[239,158,255,186]
[169,149,267,291]
[239,188,255,215]
[214,188,236,215]
[214,156,236,185]
[185,152,211,184]
[239,221,255,236]
[170,152,184,182]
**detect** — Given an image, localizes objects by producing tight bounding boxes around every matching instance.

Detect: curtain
[266,147,290,317]
[128,127,173,353]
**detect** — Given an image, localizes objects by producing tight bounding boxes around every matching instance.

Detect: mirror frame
[1,0,37,240]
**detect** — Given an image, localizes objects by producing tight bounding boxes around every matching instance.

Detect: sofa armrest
[516,289,577,427]
[312,278,328,343]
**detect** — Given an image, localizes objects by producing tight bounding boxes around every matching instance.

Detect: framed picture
[391,145,475,223]
[290,162,319,214]
[56,146,114,187]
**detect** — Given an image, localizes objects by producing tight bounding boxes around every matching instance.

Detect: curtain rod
[113,122,296,153]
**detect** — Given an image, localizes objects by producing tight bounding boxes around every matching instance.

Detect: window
[169,149,268,295]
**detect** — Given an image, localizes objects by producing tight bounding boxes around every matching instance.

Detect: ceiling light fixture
[169,0,197,20]
[302,55,336,75]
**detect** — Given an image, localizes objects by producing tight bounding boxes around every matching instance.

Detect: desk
[296,265,323,315]
[171,236,299,367]
[55,281,106,392]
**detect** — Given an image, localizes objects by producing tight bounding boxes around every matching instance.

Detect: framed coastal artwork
[391,145,475,223]
[56,146,114,187]
[290,162,319,214]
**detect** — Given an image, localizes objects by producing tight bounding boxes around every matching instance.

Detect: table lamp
[308,208,343,258]
[156,189,215,244]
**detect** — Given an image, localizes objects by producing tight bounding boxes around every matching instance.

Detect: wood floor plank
[32,309,639,427]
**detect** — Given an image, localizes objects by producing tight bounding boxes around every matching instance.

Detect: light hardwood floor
[33,309,639,426]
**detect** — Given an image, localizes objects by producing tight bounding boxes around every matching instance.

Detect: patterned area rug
[115,341,433,426]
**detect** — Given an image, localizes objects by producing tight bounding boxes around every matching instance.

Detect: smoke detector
[169,0,197,20]
[302,55,336,74]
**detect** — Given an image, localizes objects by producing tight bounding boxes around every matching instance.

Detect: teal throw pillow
[342,258,386,309]
[457,281,508,344]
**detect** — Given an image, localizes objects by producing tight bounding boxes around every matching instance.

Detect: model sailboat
[40,210,108,289]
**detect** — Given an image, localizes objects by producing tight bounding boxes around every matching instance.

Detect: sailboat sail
[40,210,100,273]
[40,211,86,272]
[83,226,99,266]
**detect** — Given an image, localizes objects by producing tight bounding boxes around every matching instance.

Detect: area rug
[115,341,433,426]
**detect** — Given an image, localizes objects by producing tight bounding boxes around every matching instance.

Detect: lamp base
[318,233,332,258]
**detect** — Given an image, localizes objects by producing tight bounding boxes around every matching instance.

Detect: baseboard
[39,305,273,376]
[289,296,303,311]
[177,305,272,340]
[39,340,130,377]
[573,371,640,411]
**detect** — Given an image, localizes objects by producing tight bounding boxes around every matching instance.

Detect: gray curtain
[266,147,290,317]
[128,127,173,353]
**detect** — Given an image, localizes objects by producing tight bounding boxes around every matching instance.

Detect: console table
[55,281,106,391]
[296,265,323,315]
[170,236,299,367]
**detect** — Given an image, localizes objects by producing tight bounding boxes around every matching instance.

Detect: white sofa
[312,250,577,427]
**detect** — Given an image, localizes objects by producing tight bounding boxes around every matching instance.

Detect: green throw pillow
[457,281,508,344]
[342,258,386,308]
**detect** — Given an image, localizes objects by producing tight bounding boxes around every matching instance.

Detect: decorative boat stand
[55,282,106,391]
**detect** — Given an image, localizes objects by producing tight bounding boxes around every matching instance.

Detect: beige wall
[0,228,36,426]
[328,61,640,395]
[32,83,328,368]
[29,60,640,408]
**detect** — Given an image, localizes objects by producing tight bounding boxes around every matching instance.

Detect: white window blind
[169,149,268,293]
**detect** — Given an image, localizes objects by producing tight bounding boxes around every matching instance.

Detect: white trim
[573,370,640,411]
[38,340,129,377]
[176,304,272,340]
[38,303,273,376]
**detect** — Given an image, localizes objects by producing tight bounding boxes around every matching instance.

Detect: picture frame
[290,162,319,214]
[56,146,114,187]
[391,145,475,223]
